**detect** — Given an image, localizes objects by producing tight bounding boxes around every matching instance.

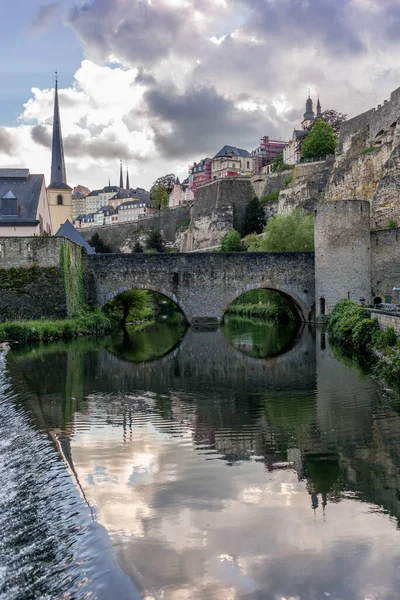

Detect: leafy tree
[319,109,347,138]
[271,152,294,173]
[220,230,242,252]
[146,229,165,252]
[151,183,169,210]
[107,290,151,324]
[241,197,266,236]
[151,173,176,195]
[88,232,112,253]
[133,241,143,253]
[301,119,337,159]
[249,210,314,252]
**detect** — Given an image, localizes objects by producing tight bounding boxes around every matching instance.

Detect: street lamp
[359,297,366,306]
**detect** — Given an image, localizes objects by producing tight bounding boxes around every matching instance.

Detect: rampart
[371,228,400,303]
[80,204,191,252]
[0,237,72,321]
[339,86,400,148]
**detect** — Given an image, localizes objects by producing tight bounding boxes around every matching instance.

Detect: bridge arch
[101,284,190,323]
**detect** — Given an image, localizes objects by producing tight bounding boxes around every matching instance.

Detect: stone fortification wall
[339,86,400,149]
[315,200,372,317]
[369,310,400,336]
[186,178,255,250]
[371,228,400,303]
[0,237,70,321]
[80,205,191,253]
[278,160,333,215]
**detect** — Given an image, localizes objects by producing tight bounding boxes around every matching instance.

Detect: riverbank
[327,300,400,385]
[0,311,113,344]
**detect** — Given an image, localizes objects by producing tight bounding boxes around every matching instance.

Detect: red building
[251,136,287,174]
[188,158,212,199]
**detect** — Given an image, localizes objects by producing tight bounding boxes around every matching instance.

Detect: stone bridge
[83,252,315,325]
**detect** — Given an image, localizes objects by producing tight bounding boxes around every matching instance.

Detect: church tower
[301,93,315,130]
[47,73,72,233]
[316,96,322,119]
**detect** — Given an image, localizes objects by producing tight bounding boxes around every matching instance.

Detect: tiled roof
[213,145,250,158]
[0,168,30,180]
[0,172,44,223]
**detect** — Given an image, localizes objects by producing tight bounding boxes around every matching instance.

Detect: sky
[1,0,400,191]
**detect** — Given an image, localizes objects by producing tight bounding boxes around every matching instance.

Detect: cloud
[31,124,51,148]
[30,2,63,34]
[0,129,18,156]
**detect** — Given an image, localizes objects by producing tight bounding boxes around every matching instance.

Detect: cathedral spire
[119,160,123,188]
[49,71,68,188]
[126,166,130,190]
[316,95,322,118]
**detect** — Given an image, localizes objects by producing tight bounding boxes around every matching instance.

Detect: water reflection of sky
[70,395,400,600]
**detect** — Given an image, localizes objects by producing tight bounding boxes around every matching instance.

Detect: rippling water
[3,321,400,599]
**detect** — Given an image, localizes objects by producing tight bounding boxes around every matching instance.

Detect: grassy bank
[225,289,296,323]
[327,300,400,385]
[225,303,293,322]
[0,311,113,344]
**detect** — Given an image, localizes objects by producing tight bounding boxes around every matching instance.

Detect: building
[251,136,287,174]
[211,145,252,179]
[284,95,322,165]
[0,169,52,236]
[94,206,118,226]
[117,199,155,222]
[169,177,185,208]
[46,75,73,233]
[55,219,95,254]
[72,185,90,220]
[188,158,212,199]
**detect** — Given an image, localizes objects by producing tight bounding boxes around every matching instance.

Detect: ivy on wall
[60,240,84,316]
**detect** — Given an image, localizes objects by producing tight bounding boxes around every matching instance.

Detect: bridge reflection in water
[6,322,400,600]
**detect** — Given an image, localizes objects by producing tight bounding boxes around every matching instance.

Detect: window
[247,161,250,169]
[57,195,63,205]
[319,297,326,315]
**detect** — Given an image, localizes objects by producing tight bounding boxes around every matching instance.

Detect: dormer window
[1,190,19,216]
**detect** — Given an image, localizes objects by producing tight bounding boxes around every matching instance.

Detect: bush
[248,210,314,252]
[241,197,265,236]
[260,190,280,205]
[146,229,165,252]
[301,119,337,159]
[178,218,191,229]
[284,175,292,187]
[374,326,397,349]
[220,230,242,252]
[327,300,379,351]
[361,146,378,155]
[387,219,398,229]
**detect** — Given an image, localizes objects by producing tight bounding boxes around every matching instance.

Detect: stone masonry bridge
[83,252,315,325]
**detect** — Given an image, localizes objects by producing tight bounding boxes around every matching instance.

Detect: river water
[2,318,400,599]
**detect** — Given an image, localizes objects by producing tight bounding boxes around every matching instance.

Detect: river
[2,318,400,599]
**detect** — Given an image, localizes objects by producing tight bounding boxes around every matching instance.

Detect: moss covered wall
[0,237,82,321]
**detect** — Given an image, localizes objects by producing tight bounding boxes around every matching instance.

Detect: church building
[46,75,73,232]
[284,95,322,165]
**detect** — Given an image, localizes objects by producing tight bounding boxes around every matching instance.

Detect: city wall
[0,237,69,320]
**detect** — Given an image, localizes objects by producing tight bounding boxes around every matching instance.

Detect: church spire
[119,160,123,188]
[49,71,68,188]
[126,166,130,190]
[316,95,322,118]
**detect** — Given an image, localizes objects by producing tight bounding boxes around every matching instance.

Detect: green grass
[361,146,378,155]
[260,190,280,204]
[0,311,113,344]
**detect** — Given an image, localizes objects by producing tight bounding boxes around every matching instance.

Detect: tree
[108,290,151,324]
[88,232,112,253]
[220,230,242,252]
[272,152,284,172]
[319,109,347,138]
[151,173,176,195]
[151,183,169,210]
[249,210,314,252]
[241,197,266,236]
[301,119,337,160]
[133,241,143,253]
[146,229,165,252]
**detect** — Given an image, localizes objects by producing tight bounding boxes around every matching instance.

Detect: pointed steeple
[126,167,130,190]
[316,95,322,118]
[304,92,314,120]
[119,160,123,188]
[49,71,69,189]
[175,176,180,185]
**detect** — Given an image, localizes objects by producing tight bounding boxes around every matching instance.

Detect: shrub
[361,146,378,155]
[248,210,314,252]
[387,219,398,229]
[284,175,292,187]
[301,119,337,159]
[260,190,280,205]
[327,300,379,351]
[178,218,191,230]
[220,230,242,252]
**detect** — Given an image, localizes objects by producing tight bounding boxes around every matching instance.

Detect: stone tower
[315,200,372,318]
[47,74,72,233]
[302,94,315,130]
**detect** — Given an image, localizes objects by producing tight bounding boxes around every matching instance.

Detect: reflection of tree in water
[222,316,299,358]
[106,316,187,363]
